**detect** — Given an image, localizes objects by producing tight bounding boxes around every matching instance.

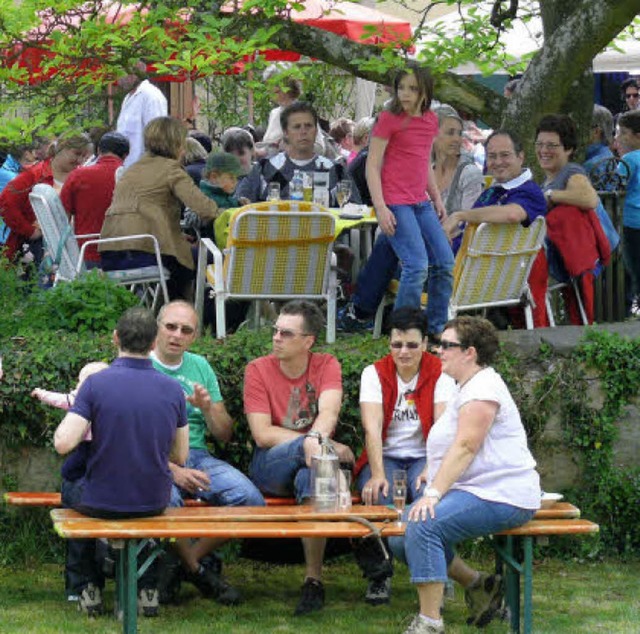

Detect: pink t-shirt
[244,353,342,432]
[373,109,439,205]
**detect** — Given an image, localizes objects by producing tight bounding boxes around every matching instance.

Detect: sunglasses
[272,326,311,339]
[626,92,639,99]
[390,341,422,350]
[438,340,465,350]
[161,322,195,335]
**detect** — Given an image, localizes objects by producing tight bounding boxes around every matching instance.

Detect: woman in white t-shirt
[390,316,541,634]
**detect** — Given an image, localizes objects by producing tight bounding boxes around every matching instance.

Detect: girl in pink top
[366,64,454,335]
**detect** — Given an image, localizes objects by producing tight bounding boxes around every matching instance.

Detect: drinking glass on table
[267,182,280,202]
[392,469,407,525]
[336,180,352,209]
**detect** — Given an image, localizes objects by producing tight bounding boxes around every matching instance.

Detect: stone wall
[2,322,639,495]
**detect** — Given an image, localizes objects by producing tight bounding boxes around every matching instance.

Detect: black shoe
[157,549,183,605]
[138,588,159,617]
[186,564,241,605]
[78,583,103,617]
[294,578,325,616]
[365,576,391,605]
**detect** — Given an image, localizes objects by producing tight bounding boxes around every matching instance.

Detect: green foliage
[24,272,139,335]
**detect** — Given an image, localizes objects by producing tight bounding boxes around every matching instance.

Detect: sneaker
[337,303,373,332]
[365,576,391,605]
[138,588,159,617]
[186,564,241,605]
[403,614,445,634]
[294,577,325,616]
[464,573,504,628]
[78,583,103,617]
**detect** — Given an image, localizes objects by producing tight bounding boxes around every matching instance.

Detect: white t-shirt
[117,80,168,169]
[360,365,456,459]
[427,367,541,509]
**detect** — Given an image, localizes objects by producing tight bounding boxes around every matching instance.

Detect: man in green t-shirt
[151,301,264,605]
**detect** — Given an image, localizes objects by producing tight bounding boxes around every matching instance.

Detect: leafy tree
[1,0,639,150]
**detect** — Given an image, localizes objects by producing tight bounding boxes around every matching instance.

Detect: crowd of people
[1,61,639,633]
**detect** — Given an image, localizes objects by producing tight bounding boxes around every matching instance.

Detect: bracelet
[305,430,322,442]
[425,487,442,501]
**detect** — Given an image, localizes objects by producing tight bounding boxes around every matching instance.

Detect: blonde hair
[183,137,208,164]
[48,131,93,158]
[77,361,109,388]
[143,116,187,159]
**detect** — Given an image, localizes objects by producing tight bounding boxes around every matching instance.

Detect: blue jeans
[352,234,400,315]
[249,436,313,503]
[388,489,535,583]
[170,448,265,507]
[386,202,454,334]
[356,456,426,506]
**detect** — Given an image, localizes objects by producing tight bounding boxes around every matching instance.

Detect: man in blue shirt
[54,306,189,617]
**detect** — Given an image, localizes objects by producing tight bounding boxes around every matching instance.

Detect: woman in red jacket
[0,131,92,264]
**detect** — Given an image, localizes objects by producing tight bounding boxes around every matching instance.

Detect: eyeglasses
[534,142,563,150]
[272,326,311,339]
[486,151,515,161]
[390,341,422,350]
[625,92,639,99]
[161,322,196,335]
[438,340,465,350]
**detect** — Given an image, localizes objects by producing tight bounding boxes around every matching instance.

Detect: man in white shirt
[116,61,168,169]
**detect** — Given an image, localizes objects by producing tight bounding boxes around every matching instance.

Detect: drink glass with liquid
[302,172,314,202]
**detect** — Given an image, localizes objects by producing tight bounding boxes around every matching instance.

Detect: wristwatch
[544,189,554,203]
[305,430,322,443]
[425,487,442,501]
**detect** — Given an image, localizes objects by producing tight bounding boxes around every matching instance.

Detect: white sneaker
[403,614,445,634]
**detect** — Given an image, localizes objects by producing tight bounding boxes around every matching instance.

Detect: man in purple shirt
[54,306,189,617]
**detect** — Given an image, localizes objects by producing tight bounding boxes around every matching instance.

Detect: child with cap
[199,152,250,247]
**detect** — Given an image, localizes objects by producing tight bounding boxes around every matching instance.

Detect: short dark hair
[280,102,318,132]
[621,78,639,98]
[389,62,433,115]
[485,129,524,154]
[535,114,578,155]
[280,300,324,341]
[618,109,640,134]
[444,316,499,366]
[188,130,213,154]
[388,307,429,338]
[116,307,158,354]
[221,127,255,153]
[98,132,130,159]
[329,117,354,144]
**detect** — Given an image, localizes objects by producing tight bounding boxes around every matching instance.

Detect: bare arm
[426,161,446,219]
[54,412,90,455]
[548,174,599,210]
[170,424,189,466]
[187,383,233,443]
[409,399,498,521]
[366,136,396,236]
[442,204,527,239]
[360,401,388,504]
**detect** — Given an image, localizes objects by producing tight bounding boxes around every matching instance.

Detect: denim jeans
[249,436,313,503]
[169,448,265,508]
[356,455,426,506]
[61,478,158,592]
[385,201,454,334]
[388,489,535,583]
[352,234,400,315]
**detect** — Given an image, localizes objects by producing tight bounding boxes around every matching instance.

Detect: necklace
[458,366,483,389]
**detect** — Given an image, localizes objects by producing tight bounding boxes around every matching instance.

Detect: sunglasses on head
[161,322,195,335]
[390,341,422,350]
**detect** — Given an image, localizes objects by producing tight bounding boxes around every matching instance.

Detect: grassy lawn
[0,555,638,634]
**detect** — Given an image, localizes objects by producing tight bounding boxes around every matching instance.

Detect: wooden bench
[50,505,397,634]
[493,517,599,634]
[3,491,361,508]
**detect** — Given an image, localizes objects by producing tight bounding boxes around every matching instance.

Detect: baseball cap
[205,152,245,176]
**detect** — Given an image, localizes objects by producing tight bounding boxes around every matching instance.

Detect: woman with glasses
[390,316,541,634]
[354,307,455,605]
[535,114,606,324]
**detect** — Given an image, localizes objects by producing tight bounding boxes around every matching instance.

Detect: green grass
[0,555,638,633]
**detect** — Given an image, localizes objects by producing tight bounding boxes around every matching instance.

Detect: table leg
[522,537,534,634]
[123,539,138,634]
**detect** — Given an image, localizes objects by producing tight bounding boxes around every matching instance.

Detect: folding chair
[29,183,169,309]
[194,208,338,342]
